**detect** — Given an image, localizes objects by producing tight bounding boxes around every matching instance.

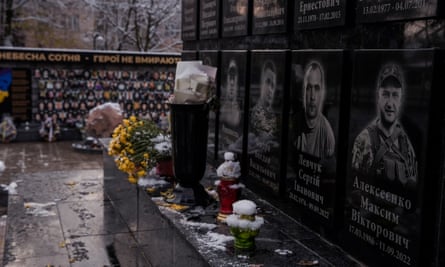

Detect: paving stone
[58,200,129,237]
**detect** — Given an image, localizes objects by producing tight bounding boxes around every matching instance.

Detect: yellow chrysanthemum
[128,176,138,184]
[108,116,168,184]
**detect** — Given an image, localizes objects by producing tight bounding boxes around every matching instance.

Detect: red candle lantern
[216,152,242,222]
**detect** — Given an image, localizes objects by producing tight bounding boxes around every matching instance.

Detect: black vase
[170,103,211,205]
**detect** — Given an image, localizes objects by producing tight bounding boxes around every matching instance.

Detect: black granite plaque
[247,50,288,195]
[252,0,289,35]
[295,0,347,30]
[10,69,32,122]
[199,51,220,162]
[181,50,198,61]
[356,0,439,23]
[344,49,435,267]
[182,0,199,41]
[428,49,445,267]
[200,0,220,39]
[218,50,248,164]
[287,50,345,226]
[222,0,249,37]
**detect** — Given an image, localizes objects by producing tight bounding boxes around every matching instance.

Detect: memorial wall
[0,49,180,134]
[182,0,445,266]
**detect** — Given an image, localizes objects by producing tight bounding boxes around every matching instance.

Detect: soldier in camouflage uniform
[352,63,417,194]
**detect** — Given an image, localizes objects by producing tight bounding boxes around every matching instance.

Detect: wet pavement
[0,141,362,267]
[0,141,122,266]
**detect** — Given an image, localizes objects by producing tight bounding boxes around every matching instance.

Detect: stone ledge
[102,162,360,265]
[151,185,362,267]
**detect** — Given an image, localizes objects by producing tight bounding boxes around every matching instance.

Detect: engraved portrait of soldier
[295,61,335,160]
[351,63,417,194]
[220,58,242,128]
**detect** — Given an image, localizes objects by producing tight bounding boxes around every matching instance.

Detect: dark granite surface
[0,141,362,266]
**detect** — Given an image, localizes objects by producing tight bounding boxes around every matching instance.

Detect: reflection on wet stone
[70,240,89,262]
[72,207,96,221]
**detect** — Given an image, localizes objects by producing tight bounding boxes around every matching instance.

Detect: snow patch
[1,182,17,195]
[0,161,5,172]
[233,199,257,215]
[24,202,57,217]
[274,249,293,256]
[225,214,264,230]
[138,177,168,187]
[180,219,217,230]
[196,232,234,252]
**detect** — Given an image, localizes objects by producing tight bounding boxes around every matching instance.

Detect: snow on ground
[1,182,17,195]
[138,177,169,187]
[24,202,57,217]
[195,231,234,252]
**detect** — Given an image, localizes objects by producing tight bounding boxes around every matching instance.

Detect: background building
[0,0,182,52]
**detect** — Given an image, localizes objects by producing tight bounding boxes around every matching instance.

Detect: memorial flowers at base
[108,115,170,184]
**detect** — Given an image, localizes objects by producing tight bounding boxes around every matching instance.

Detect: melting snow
[225,214,264,230]
[274,249,293,256]
[180,219,217,230]
[24,202,57,217]
[233,199,257,215]
[1,182,18,195]
[0,160,5,172]
[138,177,168,187]
[196,232,234,252]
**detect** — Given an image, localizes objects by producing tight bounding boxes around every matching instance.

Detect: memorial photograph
[218,51,247,164]
[287,50,344,226]
[247,50,287,195]
[344,49,435,267]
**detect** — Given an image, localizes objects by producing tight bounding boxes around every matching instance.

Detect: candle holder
[216,152,242,221]
[226,200,264,254]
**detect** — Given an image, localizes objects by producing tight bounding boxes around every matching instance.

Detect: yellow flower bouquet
[108,115,164,184]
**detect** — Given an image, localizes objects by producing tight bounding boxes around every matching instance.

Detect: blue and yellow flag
[0,69,12,104]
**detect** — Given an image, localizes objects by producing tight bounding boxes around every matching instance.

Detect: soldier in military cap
[351,63,417,195]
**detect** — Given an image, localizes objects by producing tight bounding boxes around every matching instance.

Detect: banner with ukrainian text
[0,49,180,65]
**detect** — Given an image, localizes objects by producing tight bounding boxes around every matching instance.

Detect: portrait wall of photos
[181,0,445,265]
[32,67,175,129]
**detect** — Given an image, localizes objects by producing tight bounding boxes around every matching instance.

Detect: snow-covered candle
[225,199,264,251]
